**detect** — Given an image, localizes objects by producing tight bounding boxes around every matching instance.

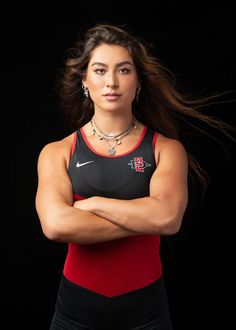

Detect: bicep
[150,139,188,208]
[35,143,73,217]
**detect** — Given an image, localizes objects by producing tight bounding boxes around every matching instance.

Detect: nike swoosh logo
[76,160,95,168]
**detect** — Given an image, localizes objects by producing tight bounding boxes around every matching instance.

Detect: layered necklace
[90,116,136,156]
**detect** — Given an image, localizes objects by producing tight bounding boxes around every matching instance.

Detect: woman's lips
[103,94,121,101]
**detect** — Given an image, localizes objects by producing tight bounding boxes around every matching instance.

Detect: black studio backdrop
[1,2,235,329]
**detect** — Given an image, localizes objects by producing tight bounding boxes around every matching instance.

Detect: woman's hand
[73,197,96,212]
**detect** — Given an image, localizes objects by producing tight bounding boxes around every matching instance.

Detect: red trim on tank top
[80,126,147,158]
[73,193,86,200]
[70,132,77,158]
[152,132,159,166]
[152,132,158,151]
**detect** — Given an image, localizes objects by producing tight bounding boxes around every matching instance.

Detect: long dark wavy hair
[59,23,234,202]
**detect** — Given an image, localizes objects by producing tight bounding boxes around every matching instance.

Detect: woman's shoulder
[37,132,76,163]
[151,133,188,169]
[156,133,184,145]
[154,133,187,157]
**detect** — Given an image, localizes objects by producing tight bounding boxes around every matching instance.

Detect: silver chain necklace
[90,116,136,155]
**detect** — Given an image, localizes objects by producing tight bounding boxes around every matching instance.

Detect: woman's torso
[63,126,163,297]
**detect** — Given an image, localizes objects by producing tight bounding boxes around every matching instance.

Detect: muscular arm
[35,138,137,244]
[74,138,189,235]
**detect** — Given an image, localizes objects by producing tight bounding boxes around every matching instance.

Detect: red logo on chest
[128,157,151,172]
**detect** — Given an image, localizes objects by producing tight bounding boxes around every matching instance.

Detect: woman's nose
[106,72,118,88]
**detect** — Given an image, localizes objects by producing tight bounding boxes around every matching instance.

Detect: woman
[35,23,232,329]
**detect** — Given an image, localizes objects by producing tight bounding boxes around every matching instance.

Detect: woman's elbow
[37,212,70,242]
[161,216,182,235]
[36,201,73,242]
[162,199,188,235]
[156,207,186,235]
[40,220,63,241]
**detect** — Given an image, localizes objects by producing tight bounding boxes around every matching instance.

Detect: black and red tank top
[63,126,163,297]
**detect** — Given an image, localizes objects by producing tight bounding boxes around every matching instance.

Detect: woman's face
[83,43,139,113]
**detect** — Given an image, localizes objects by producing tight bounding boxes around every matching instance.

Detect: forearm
[84,196,184,235]
[37,201,137,244]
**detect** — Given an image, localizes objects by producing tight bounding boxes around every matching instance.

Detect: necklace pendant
[108,147,116,156]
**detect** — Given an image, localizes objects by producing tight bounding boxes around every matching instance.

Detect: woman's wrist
[90,196,102,213]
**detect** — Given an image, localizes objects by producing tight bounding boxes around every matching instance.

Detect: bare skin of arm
[74,136,189,235]
[35,135,138,244]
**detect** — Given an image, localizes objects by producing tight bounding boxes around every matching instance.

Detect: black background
[2,1,235,329]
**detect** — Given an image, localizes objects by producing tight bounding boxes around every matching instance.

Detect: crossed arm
[35,135,188,244]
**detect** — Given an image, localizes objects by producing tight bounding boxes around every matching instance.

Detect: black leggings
[50,275,173,330]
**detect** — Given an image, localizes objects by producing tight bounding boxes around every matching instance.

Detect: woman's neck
[93,112,134,134]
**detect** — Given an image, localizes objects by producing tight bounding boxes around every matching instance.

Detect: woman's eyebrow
[91,61,133,67]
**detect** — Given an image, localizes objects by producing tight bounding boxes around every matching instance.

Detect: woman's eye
[119,67,130,74]
[94,68,105,75]
[93,67,131,75]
